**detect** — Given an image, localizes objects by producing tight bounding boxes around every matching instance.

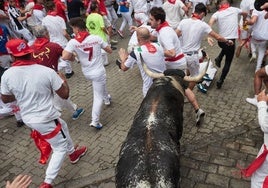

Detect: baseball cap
[6,39,34,57]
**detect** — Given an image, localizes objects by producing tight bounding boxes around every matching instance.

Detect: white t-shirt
[163,0,186,29]
[1,64,63,124]
[125,43,166,96]
[128,0,148,13]
[150,0,163,8]
[251,10,268,40]
[42,15,68,47]
[177,18,212,52]
[64,35,109,76]
[32,8,46,26]
[190,0,209,12]
[158,26,182,55]
[211,7,242,39]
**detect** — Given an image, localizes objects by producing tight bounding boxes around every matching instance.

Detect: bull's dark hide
[116,77,184,188]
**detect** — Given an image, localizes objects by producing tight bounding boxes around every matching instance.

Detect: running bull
[115,59,209,188]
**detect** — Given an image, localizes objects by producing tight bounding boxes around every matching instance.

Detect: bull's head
[140,53,209,82]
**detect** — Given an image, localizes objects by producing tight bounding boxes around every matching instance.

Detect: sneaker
[39,182,52,188]
[215,57,221,68]
[202,74,213,81]
[117,30,124,38]
[72,108,85,120]
[246,97,257,106]
[90,122,103,130]
[69,146,87,164]
[104,94,111,106]
[116,59,122,69]
[250,53,257,63]
[196,109,205,126]
[16,120,25,127]
[216,79,224,89]
[197,83,207,94]
[111,46,117,50]
[65,71,74,79]
[110,39,118,45]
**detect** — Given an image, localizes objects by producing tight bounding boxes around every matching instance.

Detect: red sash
[165,53,184,62]
[30,120,62,164]
[240,145,268,177]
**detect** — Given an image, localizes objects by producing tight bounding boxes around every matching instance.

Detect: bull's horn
[183,59,210,82]
[140,53,165,78]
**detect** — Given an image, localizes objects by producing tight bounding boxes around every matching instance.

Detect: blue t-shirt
[0,25,10,54]
[119,0,129,12]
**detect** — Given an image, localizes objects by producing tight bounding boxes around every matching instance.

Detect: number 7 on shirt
[84,47,93,61]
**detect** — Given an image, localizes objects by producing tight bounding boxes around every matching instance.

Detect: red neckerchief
[156,21,170,32]
[75,31,90,43]
[33,4,44,10]
[144,43,156,54]
[218,4,230,11]
[32,37,49,49]
[192,13,202,20]
[167,0,176,4]
[12,60,36,66]
[47,11,58,16]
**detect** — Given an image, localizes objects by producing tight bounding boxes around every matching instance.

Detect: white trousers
[119,12,133,32]
[251,38,267,72]
[106,6,118,28]
[83,72,109,124]
[53,93,77,113]
[27,118,75,184]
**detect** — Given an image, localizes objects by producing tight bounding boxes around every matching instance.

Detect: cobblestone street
[0,4,264,187]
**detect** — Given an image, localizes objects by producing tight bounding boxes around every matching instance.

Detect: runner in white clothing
[176,3,232,90]
[163,0,188,29]
[236,0,254,58]
[127,0,148,25]
[209,0,247,89]
[149,6,205,126]
[62,17,113,129]
[7,0,35,45]
[118,27,166,97]
[245,9,268,72]
[1,38,87,188]
[42,1,74,78]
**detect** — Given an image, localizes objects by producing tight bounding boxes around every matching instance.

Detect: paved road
[0,5,264,188]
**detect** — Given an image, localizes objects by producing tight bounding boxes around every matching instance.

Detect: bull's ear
[163,69,185,78]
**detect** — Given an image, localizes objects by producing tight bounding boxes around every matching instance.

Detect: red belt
[42,120,62,140]
[165,53,184,62]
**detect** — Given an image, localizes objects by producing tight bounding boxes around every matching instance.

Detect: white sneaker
[250,53,257,63]
[90,122,103,130]
[104,94,111,106]
[196,109,205,126]
[246,97,257,106]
